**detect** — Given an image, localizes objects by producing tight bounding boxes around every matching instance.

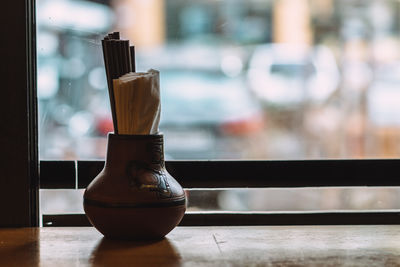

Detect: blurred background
[37,0,400,217]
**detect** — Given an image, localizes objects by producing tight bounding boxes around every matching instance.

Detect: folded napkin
[113,69,160,135]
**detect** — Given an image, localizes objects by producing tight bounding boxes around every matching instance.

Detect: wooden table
[1,226,400,266]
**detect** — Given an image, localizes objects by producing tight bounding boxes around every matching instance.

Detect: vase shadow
[90,236,181,266]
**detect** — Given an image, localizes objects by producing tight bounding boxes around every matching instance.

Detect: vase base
[84,202,186,240]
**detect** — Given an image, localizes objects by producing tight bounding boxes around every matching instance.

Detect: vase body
[83,134,186,240]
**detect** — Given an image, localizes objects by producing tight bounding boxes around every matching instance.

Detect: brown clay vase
[83,133,186,240]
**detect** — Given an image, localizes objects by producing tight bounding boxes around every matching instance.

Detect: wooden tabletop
[1,225,400,266]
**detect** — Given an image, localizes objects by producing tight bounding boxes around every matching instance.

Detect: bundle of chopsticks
[102,32,136,134]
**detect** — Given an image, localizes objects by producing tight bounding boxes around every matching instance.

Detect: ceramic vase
[83,133,186,240]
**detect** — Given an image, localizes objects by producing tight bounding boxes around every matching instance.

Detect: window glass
[37,0,400,218]
[38,0,400,160]
[40,187,400,216]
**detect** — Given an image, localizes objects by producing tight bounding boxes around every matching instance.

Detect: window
[3,0,400,227]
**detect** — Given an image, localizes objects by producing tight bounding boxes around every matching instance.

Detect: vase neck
[105,134,165,171]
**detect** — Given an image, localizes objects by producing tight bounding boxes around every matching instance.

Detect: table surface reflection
[1,225,400,266]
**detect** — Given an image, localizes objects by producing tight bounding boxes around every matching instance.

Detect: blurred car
[94,44,264,160]
[159,69,264,159]
[246,44,340,108]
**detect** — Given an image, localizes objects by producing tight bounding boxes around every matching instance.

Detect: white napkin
[113,69,160,135]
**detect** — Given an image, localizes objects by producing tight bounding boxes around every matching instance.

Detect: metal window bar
[40,160,400,226]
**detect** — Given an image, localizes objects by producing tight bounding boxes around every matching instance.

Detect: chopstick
[101,38,118,134]
[130,46,136,72]
[120,40,131,74]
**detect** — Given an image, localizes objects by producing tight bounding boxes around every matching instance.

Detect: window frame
[40,159,400,226]
[0,0,38,227]
[4,0,400,227]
